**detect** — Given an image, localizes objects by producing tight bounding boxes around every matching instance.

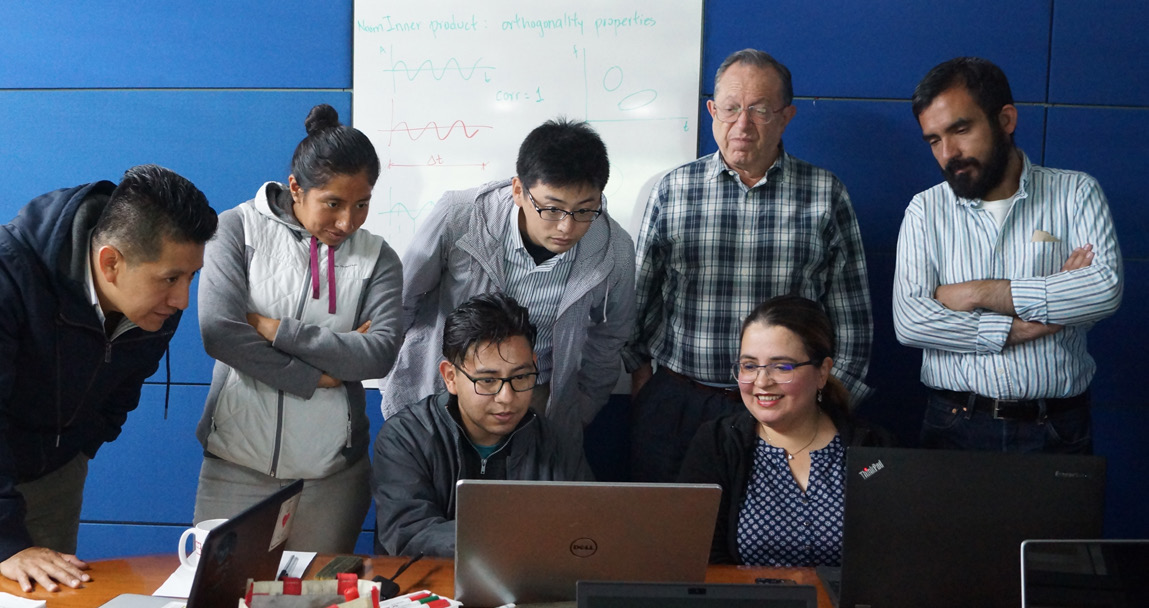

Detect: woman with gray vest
[192,104,403,552]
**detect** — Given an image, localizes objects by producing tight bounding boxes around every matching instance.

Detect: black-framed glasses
[454,365,538,395]
[522,184,602,223]
[713,103,787,125]
[732,359,819,384]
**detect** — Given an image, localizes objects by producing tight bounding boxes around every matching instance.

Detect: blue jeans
[920,389,1093,454]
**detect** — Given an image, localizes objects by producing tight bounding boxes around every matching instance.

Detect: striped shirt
[504,204,576,385]
[893,152,1123,398]
[627,150,873,402]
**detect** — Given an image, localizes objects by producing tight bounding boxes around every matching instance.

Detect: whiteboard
[352,0,704,256]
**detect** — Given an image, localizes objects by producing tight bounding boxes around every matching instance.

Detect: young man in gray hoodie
[378,118,635,451]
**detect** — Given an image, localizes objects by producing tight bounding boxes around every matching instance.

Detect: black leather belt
[933,389,1089,421]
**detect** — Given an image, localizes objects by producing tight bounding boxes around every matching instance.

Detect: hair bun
[304,104,341,136]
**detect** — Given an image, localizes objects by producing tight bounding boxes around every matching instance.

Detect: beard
[942,124,1014,200]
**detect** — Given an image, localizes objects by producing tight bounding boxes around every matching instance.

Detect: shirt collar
[84,235,106,325]
[506,203,575,262]
[951,149,1033,208]
[85,230,140,335]
[706,146,788,187]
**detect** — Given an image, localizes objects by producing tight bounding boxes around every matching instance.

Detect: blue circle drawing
[602,66,623,92]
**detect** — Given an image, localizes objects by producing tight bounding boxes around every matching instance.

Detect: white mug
[178,518,227,570]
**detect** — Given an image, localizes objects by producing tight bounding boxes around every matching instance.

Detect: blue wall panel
[1044,106,1149,260]
[2,91,351,233]
[1094,400,1149,539]
[1049,1,1149,106]
[79,523,187,560]
[861,252,930,445]
[701,0,1052,101]
[0,1,352,89]
[84,385,209,523]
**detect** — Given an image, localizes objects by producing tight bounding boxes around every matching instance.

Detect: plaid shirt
[626,150,873,403]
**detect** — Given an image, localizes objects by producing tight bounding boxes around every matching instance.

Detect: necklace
[763,412,822,460]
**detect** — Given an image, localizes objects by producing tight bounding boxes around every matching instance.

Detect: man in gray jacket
[373,292,592,557]
[378,118,635,449]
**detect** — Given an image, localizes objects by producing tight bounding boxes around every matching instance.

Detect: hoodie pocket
[273,385,351,479]
[207,369,280,474]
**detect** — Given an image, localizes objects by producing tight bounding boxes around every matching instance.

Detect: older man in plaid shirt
[625,49,873,483]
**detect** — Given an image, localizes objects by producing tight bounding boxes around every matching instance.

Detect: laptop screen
[838,447,1106,608]
[1022,540,1149,607]
[456,480,721,607]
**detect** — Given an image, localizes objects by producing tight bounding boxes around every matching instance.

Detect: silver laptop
[577,581,817,608]
[454,480,721,607]
[819,447,1106,608]
[1021,539,1149,607]
[100,479,303,608]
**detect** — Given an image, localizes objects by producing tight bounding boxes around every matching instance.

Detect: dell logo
[858,460,885,480]
[570,538,598,558]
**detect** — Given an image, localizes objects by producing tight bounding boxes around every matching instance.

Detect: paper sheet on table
[276,551,316,579]
[151,551,317,598]
[0,592,45,608]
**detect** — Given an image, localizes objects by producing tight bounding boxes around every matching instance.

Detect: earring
[817,389,823,403]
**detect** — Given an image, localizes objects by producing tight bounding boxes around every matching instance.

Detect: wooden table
[0,554,834,607]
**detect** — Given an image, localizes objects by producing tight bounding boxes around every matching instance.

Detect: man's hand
[1005,318,1063,347]
[935,244,1094,318]
[0,547,90,593]
[246,312,280,343]
[630,362,653,401]
[934,279,1015,315]
[1061,244,1094,272]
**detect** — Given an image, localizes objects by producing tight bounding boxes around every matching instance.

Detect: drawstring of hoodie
[602,282,609,322]
[309,236,337,314]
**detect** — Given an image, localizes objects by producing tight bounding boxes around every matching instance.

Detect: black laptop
[1021,539,1149,607]
[820,447,1105,608]
[100,479,304,608]
[577,581,817,608]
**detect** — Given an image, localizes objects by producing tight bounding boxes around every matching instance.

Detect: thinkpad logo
[570,537,598,558]
[858,460,885,480]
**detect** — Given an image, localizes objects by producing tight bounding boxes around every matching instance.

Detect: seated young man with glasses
[379,118,635,454]
[372,292,593,558]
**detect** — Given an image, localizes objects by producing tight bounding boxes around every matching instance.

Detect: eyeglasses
[454,365,538,395]
[732,359,818,384]
[713,103,787,125]
[523,184,603,223]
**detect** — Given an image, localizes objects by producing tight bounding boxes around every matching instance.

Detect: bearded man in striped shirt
[894,57,1123,453]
